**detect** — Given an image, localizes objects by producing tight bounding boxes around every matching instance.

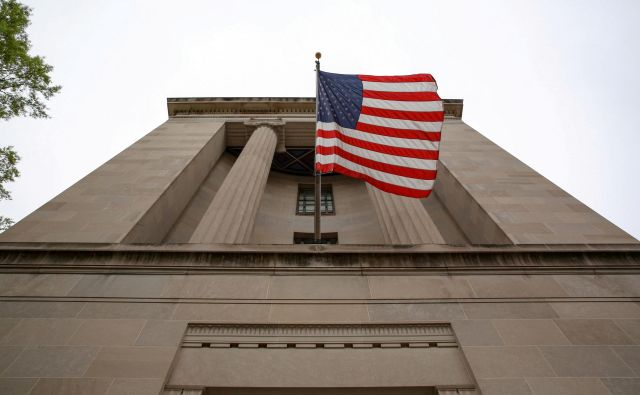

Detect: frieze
[182,323,457,349]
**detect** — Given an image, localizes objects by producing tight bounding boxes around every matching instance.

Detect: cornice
[0,244,639,274]
[1,242,638,253]
[167,97,464,119]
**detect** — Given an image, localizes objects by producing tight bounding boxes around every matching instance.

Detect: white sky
[1,0,639,240]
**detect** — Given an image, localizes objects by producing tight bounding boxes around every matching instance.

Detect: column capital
[243,118,286,128]
[244,119,286,152]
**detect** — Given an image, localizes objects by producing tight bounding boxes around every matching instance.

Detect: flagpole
[314,52,322,243]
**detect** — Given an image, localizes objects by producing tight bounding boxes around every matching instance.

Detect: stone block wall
[439,120,636,244]
[0,119,225,244]
[0,268,639,394]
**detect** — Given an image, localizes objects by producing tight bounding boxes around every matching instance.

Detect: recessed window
[296,184,334,215]
[293,232,338,244]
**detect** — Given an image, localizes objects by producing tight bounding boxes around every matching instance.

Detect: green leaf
[0,0,61,120]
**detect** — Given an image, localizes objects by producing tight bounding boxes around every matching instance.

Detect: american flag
[315,71,443,198]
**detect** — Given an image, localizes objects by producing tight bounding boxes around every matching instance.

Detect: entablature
[167,97,464,119]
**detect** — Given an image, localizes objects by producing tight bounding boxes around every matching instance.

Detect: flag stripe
[316,71,443,198]
[362,97,443,112]
[316,131,439,160]
[316,146,437,179]
[359,74,435,83]
[316,163,432,198]
[316,136,438,170]
[359,114,443,131]
[363,90,441,102]
[362,81,437,92]
[316,122,440,150]
[361,106,445,122]
[355,122,441,141]
[316,154,435,190]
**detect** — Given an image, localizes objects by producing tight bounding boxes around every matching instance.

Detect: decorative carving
[182,323,457,349]
[186,323,453,337]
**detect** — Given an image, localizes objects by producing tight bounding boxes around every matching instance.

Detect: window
[293,232,338,244]
[296,184,334,215]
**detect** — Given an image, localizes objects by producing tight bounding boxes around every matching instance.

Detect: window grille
[296,184,334,215]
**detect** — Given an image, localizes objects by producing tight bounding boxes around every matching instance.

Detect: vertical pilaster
[367,184,445,244]
[190,126,277,244]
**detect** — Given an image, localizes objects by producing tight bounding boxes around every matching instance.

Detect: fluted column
[190,126,277,244]
[367,185,445,244]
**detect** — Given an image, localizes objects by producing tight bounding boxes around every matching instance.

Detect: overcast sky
[1,0,639,239]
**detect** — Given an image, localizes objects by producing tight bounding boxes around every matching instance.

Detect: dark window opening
[203,388,438,395]
[294,232,338,244]
[296,184,334,215]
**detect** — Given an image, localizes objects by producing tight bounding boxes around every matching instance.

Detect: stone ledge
[0,242,639,253]
[0,246,639,274]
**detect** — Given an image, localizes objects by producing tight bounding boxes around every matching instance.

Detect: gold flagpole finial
[315,52,322,60]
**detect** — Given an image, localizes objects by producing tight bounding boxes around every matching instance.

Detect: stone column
[367,184,445,244]
[190,125,277,244]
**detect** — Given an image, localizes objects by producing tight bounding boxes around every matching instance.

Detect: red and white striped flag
[315,71,443,198]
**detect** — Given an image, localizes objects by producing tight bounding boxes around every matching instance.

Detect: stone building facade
[0,97,638,395]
